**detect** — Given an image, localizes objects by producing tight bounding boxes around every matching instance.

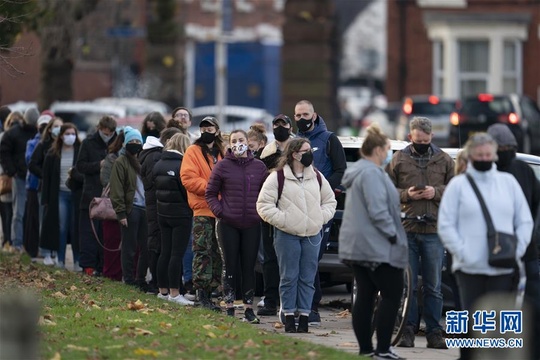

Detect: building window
[458,40,489,97]
[503,40,521,94]
[433,40,444,96]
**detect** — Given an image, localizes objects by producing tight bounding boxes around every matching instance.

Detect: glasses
[175,113,189,119]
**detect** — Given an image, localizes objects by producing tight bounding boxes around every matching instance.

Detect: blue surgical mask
[382,149,393,167]
[51,126,61,138]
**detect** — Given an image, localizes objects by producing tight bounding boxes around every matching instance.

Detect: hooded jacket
[438,165,533,276]
[297,115,346,190]
[338,159,408,269]
[153,150,192,219]
[257,164,336,237]
[385,144,454,233]
[206,150,268,229]
[180,144,223,217]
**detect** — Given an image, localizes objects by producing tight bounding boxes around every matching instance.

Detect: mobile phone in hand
[414,184,426,191]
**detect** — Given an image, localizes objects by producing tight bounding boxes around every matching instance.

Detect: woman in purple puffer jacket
[206,129,268,323]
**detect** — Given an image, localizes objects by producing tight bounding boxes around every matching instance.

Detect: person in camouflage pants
[192,217,222,296]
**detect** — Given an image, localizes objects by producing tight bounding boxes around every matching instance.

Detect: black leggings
[156,216,192,290]
[217,221,260,305]
[120,206,148,284]
[351,263,404,354]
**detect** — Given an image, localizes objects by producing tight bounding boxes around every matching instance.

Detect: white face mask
[382,149,393,167]
[232,143,248,157]
[51,126,61,138]
[63,134,77,146]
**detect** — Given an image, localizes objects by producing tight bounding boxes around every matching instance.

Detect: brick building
[386,0,540,104]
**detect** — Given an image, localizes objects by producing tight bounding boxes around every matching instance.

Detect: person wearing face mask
[339,124,408,360]
[205,129,268,322]
[255,114,294,316]
[141,112,166,143]
[294,100,346,326]
[109,127,150,290]
[438,132,533,360]
[24,113,54,259]
[487,124,540,360]
[40,124,82,269]
[385,116,454,349]
[76,115,117,276]
[247,123,268,159]
[257,138,337,333]
[180,116,225,311]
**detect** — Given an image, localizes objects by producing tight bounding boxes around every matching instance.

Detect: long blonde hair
[164,133,191,154]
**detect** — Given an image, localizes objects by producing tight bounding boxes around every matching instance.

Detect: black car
[448,93,540,154]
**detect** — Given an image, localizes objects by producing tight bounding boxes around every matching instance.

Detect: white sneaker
[257,296,265,308]
[73,262,82,272]
[183,293,196,301]
[43,255,55,266]
[168,294,194,306]
[55,261,65,269]
[157,293,169,300]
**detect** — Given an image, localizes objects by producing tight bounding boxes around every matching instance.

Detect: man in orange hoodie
[180,116,225,311]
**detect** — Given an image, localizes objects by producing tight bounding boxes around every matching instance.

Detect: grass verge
[0,253,361,359]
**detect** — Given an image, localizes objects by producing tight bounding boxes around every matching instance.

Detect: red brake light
[403,98,413,115]
[450,112,460,126]
[478,93,493,102]
[508,113,519,124]
[428,95,439,105]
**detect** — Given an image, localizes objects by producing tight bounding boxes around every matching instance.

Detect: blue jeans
[274,229,321,315]
[406,232,444,334]
[58,190,77,264]
[11,177,26,248]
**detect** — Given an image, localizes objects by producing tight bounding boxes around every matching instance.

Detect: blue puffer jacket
[206,149,268,229]
[25,133,41,190]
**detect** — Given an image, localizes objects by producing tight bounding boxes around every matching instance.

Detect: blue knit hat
[123,126,143,146]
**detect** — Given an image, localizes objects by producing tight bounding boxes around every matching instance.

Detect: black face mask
[147,130,160,138]
[412,142,430,155]
[296,118,313,133]
[200,132,216,144]
[300,151,313,167]
[472,160,492,172]
[126,143,142,155]
[496,150,516,169]
[273,126,290,142]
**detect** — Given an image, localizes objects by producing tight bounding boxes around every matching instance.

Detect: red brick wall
[387,0,540,102]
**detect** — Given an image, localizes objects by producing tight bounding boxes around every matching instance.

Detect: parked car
[93,97,171,129]
[324,136,540,306]
[189,106,274,136]
[395,95,457,147]
[448,93,540,154]
[50,101,126,138]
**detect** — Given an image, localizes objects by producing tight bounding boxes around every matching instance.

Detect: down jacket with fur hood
[257,164,337,237]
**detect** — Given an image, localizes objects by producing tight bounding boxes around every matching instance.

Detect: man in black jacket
[76,116,117,275]
[0,108,38,251]
[488,123,540,360]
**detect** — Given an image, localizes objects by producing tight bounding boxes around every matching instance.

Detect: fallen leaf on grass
[315,333,330,337]
[134,327,153,336]
[70,285,77,291]
[206,332,217,338]
[39,316,57,326]
[75,312,81,318]
[134,348,159,357]
[202,324,216,330]
[66,344,89,351]
[262,339,277,345]
[156,308,169,314]
[104,345,123,349]
[338,342,358,347]
[52,291,67,299]
[243,339,259,348]
[159,322,172,329]
[335,309,350,318]
[50,352,61,360]
[273,322,284,329]
[127,319,143,323]
[92,304,101,309]
[127,300,145,311]
[307,351,318,358]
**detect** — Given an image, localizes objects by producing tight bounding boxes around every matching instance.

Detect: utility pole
[215,0,233,125]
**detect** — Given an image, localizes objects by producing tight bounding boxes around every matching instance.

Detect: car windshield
[461,97,515,115]
[412,101,455,115]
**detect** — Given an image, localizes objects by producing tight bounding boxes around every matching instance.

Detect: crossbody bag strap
[466,174,496,236]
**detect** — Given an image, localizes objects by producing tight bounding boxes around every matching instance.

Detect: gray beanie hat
[24,107,40,126]
[487,124,517,147]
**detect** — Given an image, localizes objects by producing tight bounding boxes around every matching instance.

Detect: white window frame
[457,39,490,97]
[417,0,466,8]
[502,39,522,94]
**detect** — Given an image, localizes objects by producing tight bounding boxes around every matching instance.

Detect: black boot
[285,315,297,333]
[198,290,222,312]
[297,315,308,333]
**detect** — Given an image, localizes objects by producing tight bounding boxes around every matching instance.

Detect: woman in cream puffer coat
[257,138,336,334]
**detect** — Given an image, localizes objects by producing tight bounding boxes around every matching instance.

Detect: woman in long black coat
[40,123,83,269]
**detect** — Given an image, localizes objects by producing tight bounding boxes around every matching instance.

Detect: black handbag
[466,175,517,269]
